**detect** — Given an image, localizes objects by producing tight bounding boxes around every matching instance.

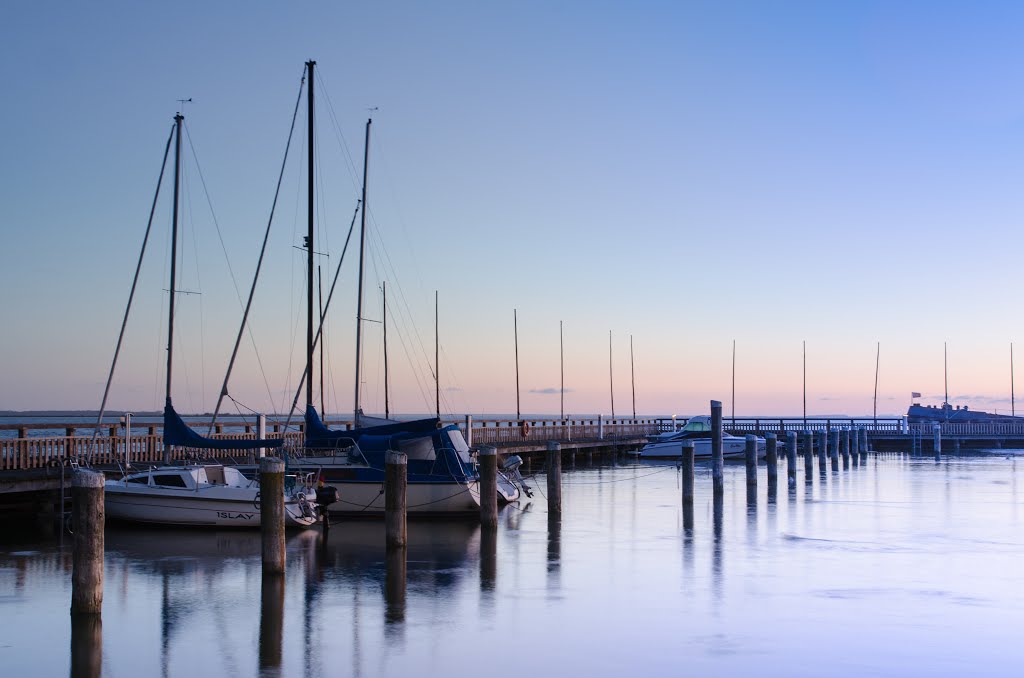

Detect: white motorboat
[105,465,319,528]
[633,415,766,459]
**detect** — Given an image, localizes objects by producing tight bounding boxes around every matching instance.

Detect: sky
[3,1,1024,418]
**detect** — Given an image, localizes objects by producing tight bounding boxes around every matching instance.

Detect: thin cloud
[529,387,574,395]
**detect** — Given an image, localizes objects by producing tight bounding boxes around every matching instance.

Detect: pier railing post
[598,415,604,441]
[766,433,778,494]
[385,451,408,548]
[122,413,132,468]
[71,470,105,616]
[465,414,473,447]
[546,441,562,515]
[257,414,267,459]
[260,457,286,575]
[479,445,498,529]
[711,400,724,500]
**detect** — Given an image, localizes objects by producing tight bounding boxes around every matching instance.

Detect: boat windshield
[681,418,711,432]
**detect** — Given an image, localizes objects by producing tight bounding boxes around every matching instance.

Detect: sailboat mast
[609,330,615,419]
[514,309,521,421]
[435,290,440,419]
[353,118,371,422]
[318,265,325,416]
[873,342,880,425]
[305,60,315,412]
[165,112,183,406]
[1012,342,1016,418]
[383,281,390,420]
[559,320,564,421]
[731,339,736,427]
[630,334,636,420]
[802,340,807,427]
[944,341,949,415]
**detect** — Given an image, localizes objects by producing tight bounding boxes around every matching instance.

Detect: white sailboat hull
[105,485,317,528]
[320,479,481,516]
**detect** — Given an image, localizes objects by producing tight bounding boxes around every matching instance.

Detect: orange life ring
[519,420,530,438]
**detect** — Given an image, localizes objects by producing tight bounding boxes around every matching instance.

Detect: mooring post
[745,435,757,489]
[819,430,829,473]
[786,431,798,486]
[465,414,473,447]
[803,430,813,477]
[711,400,724,500]
[260,457,286,575]
[840,428,849,467]
[598,414,604,440]
[933,423,941,461]
[766,433,778,494]
[825,430,836,471]
[71,470,105,616]
[681,440,695,508]
[861,427,869,457]
[479,445,498,529]
[385,451,408,548]
[546,441,562,515]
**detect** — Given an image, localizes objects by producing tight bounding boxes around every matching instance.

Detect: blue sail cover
[304,405,440,449]
[164,402,283,450]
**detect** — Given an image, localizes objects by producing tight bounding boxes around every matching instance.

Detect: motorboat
[498,453,531,501]
[632,415,766,459]
[105,464,319,528]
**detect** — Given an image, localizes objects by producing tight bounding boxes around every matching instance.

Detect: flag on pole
[911,392,922,399]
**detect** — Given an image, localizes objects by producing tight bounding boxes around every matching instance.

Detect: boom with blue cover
[164,401,283,450]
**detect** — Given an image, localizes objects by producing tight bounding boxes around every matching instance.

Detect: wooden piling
[766,433,778,494]
[479,445,498,529]
[259,457,286,574]
[385,451,408,548]
[861,428,869,456]
[786,431,797,486]
[933,424,941,461]
[546,441,562,515]
[711,400,724,499]
[802,430,813,477]
[745,434,757,489]
[71,470,105,616]
[681,440,695,506]
[821,430,831,471]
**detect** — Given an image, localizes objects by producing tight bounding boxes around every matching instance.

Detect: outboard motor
[501,454,533,498]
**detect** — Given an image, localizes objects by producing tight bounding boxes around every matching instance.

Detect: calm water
[3,452,1024,677]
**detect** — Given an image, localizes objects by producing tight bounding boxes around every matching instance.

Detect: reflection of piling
[478,445,498,529]
[766,433,778,495]
[258,572,284,672]
[70,608,102,678]
[71,470,104,616]
[385,451,408,548]
[260,457,286,575]
[745,434,757,491]
[480,525,497,591]
[385,546,407,624]
[546,441,562,515]
[786,432,797,486]
[711,400,724,500]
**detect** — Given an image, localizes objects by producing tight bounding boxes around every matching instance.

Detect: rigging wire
[88,123,175,461]
[209,68,306,431]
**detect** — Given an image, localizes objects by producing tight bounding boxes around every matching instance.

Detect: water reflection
[547,513,561,596]
[258,574,284,676]
[69,614,101,678]
[384,547,406,628]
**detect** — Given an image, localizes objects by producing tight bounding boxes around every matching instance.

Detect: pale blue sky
[3,1,1024,417]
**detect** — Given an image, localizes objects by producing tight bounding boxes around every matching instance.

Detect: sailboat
[101,112,318,528]
[291,61,481,516]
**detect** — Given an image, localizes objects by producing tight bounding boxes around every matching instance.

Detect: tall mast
[1012,342,1016,418]
[609,330,615,419]
[944,341,949,416]
[802,340,807,427]
[873,341,880,425]
[383,281,390,420]
[318,265,325,416]
[514,309,521,421]
[165,113,183,407]
[353,118,371,422]
[305,60,315,413]
[630,334,636,420]
[435,290,440,419]
[731,339,736,427]
[559,320,564,421]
